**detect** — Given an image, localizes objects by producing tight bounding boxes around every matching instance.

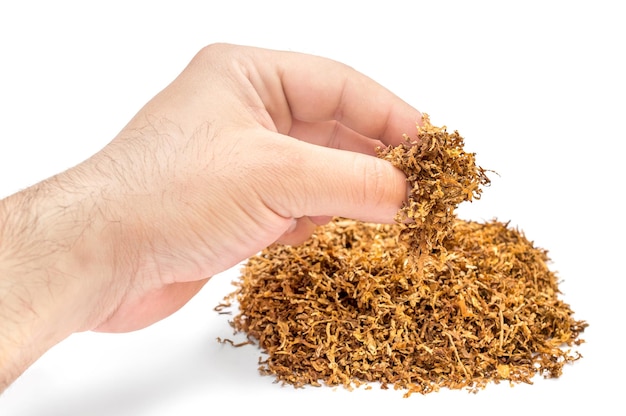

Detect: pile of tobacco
[219,115,587,396]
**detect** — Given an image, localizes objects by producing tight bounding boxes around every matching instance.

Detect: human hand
[0,43,420,388]
[84,43,421,331]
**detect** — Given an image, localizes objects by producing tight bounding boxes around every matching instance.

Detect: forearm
[0,259,65,392]
[0,177,112,392]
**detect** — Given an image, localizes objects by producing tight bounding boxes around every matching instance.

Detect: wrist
[0,175,114,392]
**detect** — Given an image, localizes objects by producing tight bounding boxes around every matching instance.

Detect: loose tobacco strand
[377,114,490,269]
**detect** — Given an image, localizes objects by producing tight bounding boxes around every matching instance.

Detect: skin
[0,43,421,392]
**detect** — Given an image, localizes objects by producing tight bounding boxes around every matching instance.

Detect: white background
[1,1,624,415]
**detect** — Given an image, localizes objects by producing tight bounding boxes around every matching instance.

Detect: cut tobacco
[219,115,586,396]
[377,114,491,274]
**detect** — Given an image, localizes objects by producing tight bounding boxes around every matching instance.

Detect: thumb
[271,138,407,224]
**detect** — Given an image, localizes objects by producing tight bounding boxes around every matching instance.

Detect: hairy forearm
[0,254,58,392]
[1,190,50,391]
[0,176,114,393]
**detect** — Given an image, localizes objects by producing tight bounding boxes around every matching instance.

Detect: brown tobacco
[220,116,587,396]
[377,114,490,275]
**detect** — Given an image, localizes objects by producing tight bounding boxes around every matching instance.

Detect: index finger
[253,47,423,146]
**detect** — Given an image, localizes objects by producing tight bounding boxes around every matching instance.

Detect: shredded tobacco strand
[377,114,490,273]
[220,115,587,396]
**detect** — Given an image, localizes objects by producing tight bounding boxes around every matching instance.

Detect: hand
[0,43,421,389]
